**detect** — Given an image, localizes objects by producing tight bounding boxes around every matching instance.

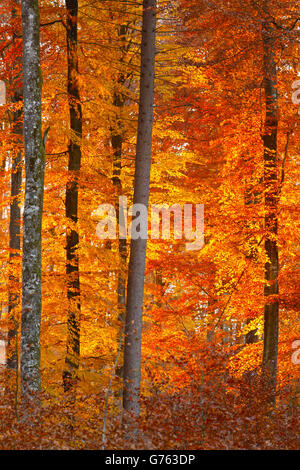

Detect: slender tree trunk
[261,20,279,402]
[244,187,259,346]
[123,0,157,417]
[7,2,22,376]
[110,4,136,387]
[20,0,44,398]
[111,96,127,380]
[111,20,129,379]
[63,0,82,393]
[6,96,22,374]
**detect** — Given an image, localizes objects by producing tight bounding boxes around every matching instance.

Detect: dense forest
[0,0,299,450]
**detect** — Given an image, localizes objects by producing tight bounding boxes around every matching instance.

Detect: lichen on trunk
[20,0,45,398]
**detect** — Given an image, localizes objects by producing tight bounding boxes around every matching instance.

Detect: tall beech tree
[123,0,157,416]
[7,0,22,377]
[261,18,279,401]
[111,79,127,383]
[20,0,44,396]
[111,14,134,380]
[63,0,82,392]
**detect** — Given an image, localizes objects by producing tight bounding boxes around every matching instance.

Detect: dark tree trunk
[261,20,279,402]
[7,94,22,373]
[123,0,157,417]
[111,20,130,380]
[111,97,127,380]
[7,2,23,375]
[63,0,82,393]
[20,0,44,397]
[244,189,259,346]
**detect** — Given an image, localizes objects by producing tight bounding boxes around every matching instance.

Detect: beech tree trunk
[20,0,44,397]
[111,91,127,381]
[63,0,82,393]
[123,0,157,416]
[244,189,259,346]
[111,18,131,381]
[261,20,279,402]
[7,2,22,374]
[7,94,22,374]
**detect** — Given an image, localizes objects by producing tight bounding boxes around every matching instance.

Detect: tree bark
[244,189,259,346]
[261,20,279,402]
[7,1,22,375]
[63,0,82,393]
[20,0,44,397]
[111,18,131,381]
[111,96,127,381]
[123,0,157,417]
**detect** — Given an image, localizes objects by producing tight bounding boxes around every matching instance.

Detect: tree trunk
[20,0,44,397]
[63,0,82,393]
[111,97,127,381]
[123,0,157,417]
[7,2,22,375]
[261,20,279,402]
[111,19,131,381]
[7,97,22,374]
[244,186,259,346]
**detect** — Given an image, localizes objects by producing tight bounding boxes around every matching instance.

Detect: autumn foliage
[0,0,298,450]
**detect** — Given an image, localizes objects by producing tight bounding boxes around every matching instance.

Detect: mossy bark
[20,0,45,398]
